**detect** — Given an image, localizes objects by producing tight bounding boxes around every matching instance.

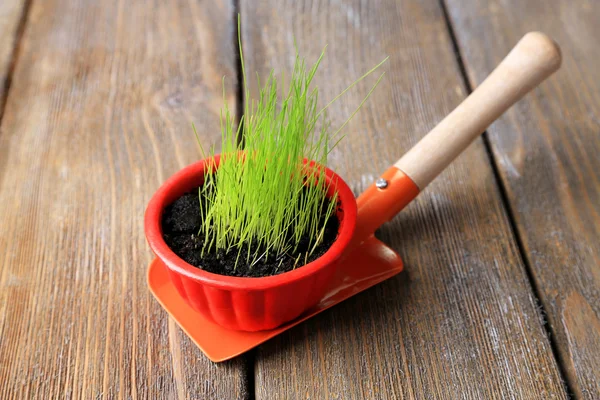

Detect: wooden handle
[395,32,562,189]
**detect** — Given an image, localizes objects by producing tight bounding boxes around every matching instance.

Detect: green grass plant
[194,23,386,271]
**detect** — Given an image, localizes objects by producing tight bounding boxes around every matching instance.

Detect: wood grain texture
[0,0,249,399]
[242,1,568,398]
[0,0,27,107]
[445,0,600,398]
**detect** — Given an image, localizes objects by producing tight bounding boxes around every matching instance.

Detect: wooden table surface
[0,0,598,399]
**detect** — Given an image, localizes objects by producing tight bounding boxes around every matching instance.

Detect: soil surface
[161,186,339,277]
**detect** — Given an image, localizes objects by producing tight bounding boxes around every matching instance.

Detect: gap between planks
[0,0,33,123]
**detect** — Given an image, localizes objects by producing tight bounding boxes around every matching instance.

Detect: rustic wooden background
[0,0,598,399]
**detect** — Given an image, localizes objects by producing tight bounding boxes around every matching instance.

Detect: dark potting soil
[161,187,340,277]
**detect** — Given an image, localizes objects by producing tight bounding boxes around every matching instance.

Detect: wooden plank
[0,0,249,399]
[0,0,27,108]
[242,1,568,398]
[445,0,600,398]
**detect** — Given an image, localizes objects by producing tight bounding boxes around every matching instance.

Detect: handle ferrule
[354,167,420,243]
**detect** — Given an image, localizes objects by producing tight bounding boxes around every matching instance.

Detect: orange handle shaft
[353,166,420,243]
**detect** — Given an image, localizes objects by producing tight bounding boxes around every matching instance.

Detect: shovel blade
[148,236,403,362]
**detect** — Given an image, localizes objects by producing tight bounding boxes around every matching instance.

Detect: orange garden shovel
[147,32,562,361]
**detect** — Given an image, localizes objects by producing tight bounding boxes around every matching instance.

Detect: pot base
[148,236,404,362]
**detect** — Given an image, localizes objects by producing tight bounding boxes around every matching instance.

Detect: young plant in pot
[145,46,385,331]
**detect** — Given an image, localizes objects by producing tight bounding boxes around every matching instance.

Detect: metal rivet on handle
[375,178,388,189]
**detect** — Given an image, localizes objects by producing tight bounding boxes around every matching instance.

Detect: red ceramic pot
[144,155,357,331]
